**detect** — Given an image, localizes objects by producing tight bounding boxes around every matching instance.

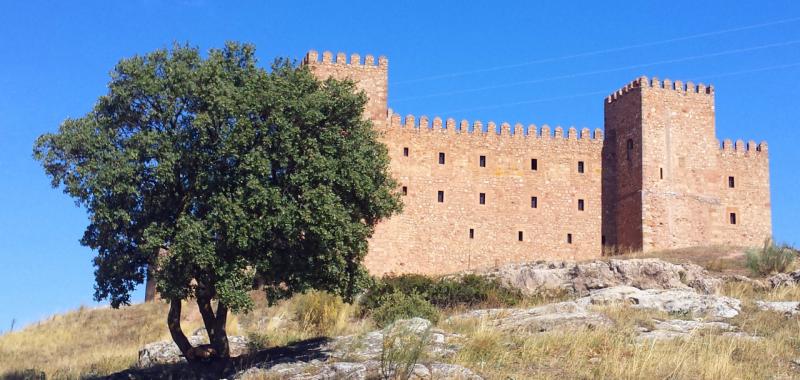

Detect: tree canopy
[33,42,402,359]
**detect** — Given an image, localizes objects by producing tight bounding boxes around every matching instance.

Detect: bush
[292,291,350,336]
[428,274,523,308]
[371,291,440,327]
[380,323,432,380]
[361,273,523,315]
[746,238,798,276]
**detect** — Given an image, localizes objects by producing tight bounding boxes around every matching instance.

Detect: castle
[304,50,772,276]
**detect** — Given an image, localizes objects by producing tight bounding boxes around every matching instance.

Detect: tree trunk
[196,297,231,360]
[167,299,193,359]
[144,265,158,302]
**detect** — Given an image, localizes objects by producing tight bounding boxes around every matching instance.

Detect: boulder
[636,319,743,341]
[767,271,800,288]
[447,301,612,333]
[755,301,800,315]
[232,318,481,379]
[577,286,741,319]
[478,258,722,296]
[137,335,250,368]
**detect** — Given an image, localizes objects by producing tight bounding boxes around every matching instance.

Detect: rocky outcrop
[755,301,800,315]
[137,334,250,368]
[766,271,800,288]
[234,318,481,380]
[479,258,722,296]
[447,301,612,332]
[577,285,741,318]
[635,319,749,341]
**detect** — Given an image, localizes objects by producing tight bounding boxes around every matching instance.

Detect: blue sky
[1,1,798,329]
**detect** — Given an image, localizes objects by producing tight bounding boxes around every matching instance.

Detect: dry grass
[0,291,371,379]
[0,302,201,378]
[242,291,373,350]
[4,251,800,379]
[444,303,800,379]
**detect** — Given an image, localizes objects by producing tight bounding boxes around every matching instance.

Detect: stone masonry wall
[604,77,771,251]
[305,50,772,275]
[717,141,771,247]
[367,114,603,275]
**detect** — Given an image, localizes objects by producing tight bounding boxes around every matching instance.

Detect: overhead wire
[393,39,800,103]
[434,61,800,115]
[393,16,800,85]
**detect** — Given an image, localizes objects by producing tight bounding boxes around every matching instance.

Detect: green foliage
[33,42,402,312]
[362,273,523,314]
[371,291,439,328]
[380,323,432,380]
[746,238,798,276]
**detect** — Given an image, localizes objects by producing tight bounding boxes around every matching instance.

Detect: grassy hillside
[3,247,800,379]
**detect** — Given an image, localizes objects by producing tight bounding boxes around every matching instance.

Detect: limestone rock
[722,274,768,290]
[636,319,740,341]
[447,301,612,332]
[232,318,480,380]
[137,335,250,368]
[767,271,800,288]
[755,300,800,315]
[479,258,722,296]
[577,285,741,318]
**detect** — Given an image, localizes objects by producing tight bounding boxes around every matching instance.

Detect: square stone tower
[603,77,771,252]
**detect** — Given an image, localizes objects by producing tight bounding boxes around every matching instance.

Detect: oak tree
[33,42,401,361]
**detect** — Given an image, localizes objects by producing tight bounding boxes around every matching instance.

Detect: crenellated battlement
[386,111,603,142]
[304,50,388,69]
[606,76,714,103]
[719,139,768,155]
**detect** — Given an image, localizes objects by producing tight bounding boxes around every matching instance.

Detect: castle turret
[304,50,389,127]
[603,77,770,252]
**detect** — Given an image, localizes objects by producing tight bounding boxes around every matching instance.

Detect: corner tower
[603,76,770,252]
[304,50,389,127]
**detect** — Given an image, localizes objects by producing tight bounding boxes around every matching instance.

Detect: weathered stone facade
[304,51,772,276]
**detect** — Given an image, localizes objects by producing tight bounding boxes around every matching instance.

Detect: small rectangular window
[578,199,584,211]
[531,158,538,171]
[728,176,735,188]
[437,191,444,203]
[479,193,486,205]
[567,233,573,244]
[578,161,585,173]
[402,186,407,196]
[439,152,445,165]
[518,231,523,241]
[531,196,538,208]
[469,228,474,239]
[479,155,486,167]
[730,213,737,225]
[660,168,664,179]
[403,147,409,157]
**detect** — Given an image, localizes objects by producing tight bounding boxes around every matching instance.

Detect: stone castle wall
[604,77,771,252]
[305,50,772,275]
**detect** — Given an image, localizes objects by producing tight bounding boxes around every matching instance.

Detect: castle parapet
[720,138,768,156]
[304,50,388,68]
[606,76,715,103]
[387,111,603,142]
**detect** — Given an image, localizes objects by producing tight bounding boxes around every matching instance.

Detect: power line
[393,16,800,85]
[393,39,800,103]
[430,61,800,115]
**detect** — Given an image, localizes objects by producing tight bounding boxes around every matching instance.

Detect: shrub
[746,238,797,276]
[428,274,523,308]
[371,291,440,327]
[361,273,523,315]
[292,291,350,336]
[380,323,432,380]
